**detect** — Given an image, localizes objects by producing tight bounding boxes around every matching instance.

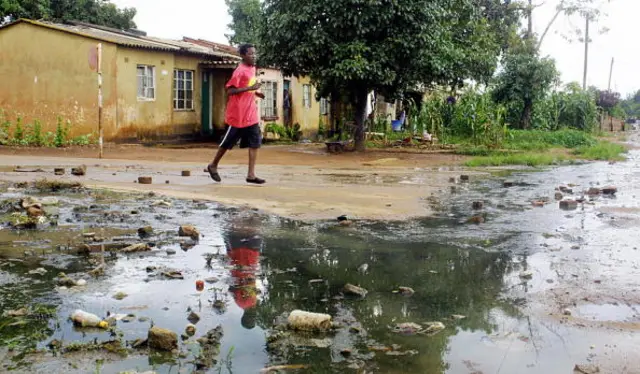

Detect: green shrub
[264,123,287,138]
[0,110,10,145]
[574,141,626,161]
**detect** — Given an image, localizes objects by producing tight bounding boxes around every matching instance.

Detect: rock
[563,308,572,316]
[75,279,87,286]
[148,326,178,351]
[560,200,578,210]
[138,226,154,238]
[531,200,545,207]
[146,266,157,273]
[113,292,128,301]
[178,225,200,239]
[574,364,600,374]
[54,168,65,175]
[138,317,149,322]
[3,308,28,317]
[340,349,352,358]
[57,272,77,287]
[460,175,470,182]
[28,267,47,275]
[357,263,369,273]
[587,187,601,196]
[338,220,353,227]
[503,180,515,188]
[397,287,415,296]
[181,170,191,177]
[187,311,200,324]
[554,192,564,200]
[26,206,45,218]
[185,324,196,336]
[337,215,349,221]
[451,314,466,320]
[343,283,368,298]
[559,186,573,194]
[519,270,533,279]
[138,176,153,185]
[131,338,148,349]
[204,277,219,284]
[122,314,136,323]
[71,165,86,176]
[467,215,485,224]
[423,321,446,334]
[151,200,172,208]
[601,186,617,195]
[448,177,456,183]
[196,325,224,370]
[472,201,483,210]
[162,270,184,279]
[287,310,332,331]
[393,322,424,335]
[166,249,177,255]
[121,243,151,253]
[40,197,59,206]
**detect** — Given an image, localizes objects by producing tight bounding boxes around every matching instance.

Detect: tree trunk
[354,88,368,152]
[522,98,533,129]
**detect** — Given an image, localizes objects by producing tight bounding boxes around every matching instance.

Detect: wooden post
[97,43,103,159]
[607,57,614,91]
[582,16,589,91]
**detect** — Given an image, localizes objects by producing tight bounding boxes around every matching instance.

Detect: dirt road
[0,143,471,220]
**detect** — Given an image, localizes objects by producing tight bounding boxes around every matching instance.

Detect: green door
[201,72,212,135]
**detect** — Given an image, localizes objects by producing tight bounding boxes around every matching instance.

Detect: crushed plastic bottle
[70,309,108,329]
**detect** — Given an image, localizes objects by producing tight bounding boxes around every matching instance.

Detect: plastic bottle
[71,310,108,329]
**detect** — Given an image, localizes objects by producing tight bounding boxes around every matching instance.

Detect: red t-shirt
[229,247,259,310]
[225,63,259,128]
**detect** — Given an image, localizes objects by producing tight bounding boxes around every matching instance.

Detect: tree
[493,42,559,129]
[260,0,514,151]
[225,0,262,46]
[0,0,137,29]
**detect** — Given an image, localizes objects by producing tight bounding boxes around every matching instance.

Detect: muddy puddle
[1,143,640,373]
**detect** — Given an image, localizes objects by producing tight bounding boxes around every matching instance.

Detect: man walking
[207,44,265,184]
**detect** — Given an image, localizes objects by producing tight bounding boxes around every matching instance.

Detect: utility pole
[97,43,103,159]
[607,57,614,91]
[528,0,534,40]
[582,16,589,91]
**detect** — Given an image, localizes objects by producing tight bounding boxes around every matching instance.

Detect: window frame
[136,65,156,101]
[173,69,195,111]
[260,81,278,120]
[320,97,329,115]
[303,84,312,109]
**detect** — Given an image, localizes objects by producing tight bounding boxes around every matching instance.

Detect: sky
[111,0,639,97]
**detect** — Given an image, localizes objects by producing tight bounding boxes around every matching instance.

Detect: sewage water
[0,146,639,373]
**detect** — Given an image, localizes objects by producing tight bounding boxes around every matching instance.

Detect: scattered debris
[138,176,153,185]
[71,309,108,328]
[181,170,191,177]
[587,187,601,196]
[204,277,219,284]
[57,272,78,287]
[451,315,466,320]
[3,308,28,317]
[394,287,415,296]
[14,166,45,173]
[287,310,332,332]
[519,271,534,280]
[178,225,200,239]
[503,180,515,188]
[472,201,484,210]
[554,192,564,200]
[138,226,154,237]
[121,243,151,253]
[573,364,600,374]
[187,311,200,324]
[343,283,368,298]
[71,165,87,176]
[460,175,470,182]
[259,364,309,373]
[148,326,178,351]
[196,325,224,370]
[151,200,172,208]
[28,267,47,275]
[559,186,573,194]
[161,270,184,280]
[563,308,572,316]
[600,186,617,195]
[54,168,65,175]
[113,292,129,301]
[559,200,578,210]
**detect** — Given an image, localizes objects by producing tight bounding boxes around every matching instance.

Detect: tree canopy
[259,0,518,150]
[225,0,261,46]
[0,0,137,29]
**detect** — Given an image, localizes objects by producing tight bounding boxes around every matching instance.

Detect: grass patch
[574,141,627,161]
[464,153,565,167]
[504,129,596,151]
[34,179,83,192]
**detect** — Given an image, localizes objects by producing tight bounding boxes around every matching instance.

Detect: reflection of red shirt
[229,247,259,310]
[225,64,259,128]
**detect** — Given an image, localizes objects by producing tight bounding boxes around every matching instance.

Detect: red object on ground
[196,280,205,291]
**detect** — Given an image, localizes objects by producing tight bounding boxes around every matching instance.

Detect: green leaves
[225,0,262,46]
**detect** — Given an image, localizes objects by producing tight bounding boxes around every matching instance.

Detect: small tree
[225,0,262,46]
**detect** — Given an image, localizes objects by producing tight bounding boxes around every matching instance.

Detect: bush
[264,123,287,138]
[574,141,626,161]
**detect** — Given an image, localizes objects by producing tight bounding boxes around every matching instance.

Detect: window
[261,81,278,118]
[320,97,329,115]
[137,65,155,100]
[303,84,312,109]
[173,69,194,110]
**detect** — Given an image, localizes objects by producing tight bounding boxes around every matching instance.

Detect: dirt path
[0,144,472,220]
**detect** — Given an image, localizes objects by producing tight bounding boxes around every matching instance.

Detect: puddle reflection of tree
[250,230,520,373]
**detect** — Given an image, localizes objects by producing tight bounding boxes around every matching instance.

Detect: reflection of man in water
[226,232,262,329]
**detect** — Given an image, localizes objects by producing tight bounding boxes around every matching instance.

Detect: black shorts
[220,124,262,150]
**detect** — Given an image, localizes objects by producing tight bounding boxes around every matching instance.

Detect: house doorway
[283,79,292,127]
[201,71,214,135]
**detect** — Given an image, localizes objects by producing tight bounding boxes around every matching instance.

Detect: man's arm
[227,82,262,96]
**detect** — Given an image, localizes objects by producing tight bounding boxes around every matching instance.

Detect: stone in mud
[600,186,617,195]
[287,310,332,332]
[166,249,176,255]
[554,192,564,200]
[519,270,533,279]
[162,270,184,279]
[573,364,600,374]
[181,170,191,177]
[424,321,446,334]
[467,215,485,224]
[26,205,44,218]
[451,314,466,320]
[131,338,148,349]
[138,176,153,185]
[560,200,578,210]
[185,324,196,336]
[187,311,200,324]
[460,175,470,182]
[40,197,59,206]
[587,187,601,196]
[204,277,219,284]
[28,267,47,275]
[148,326,178,351]
[113,292,128,301]
[121,243,151,253]
[138,226,153,238]
[531,200,545,207]
[559,186,573,194]
[396,287,415,296]
[503,180,515,188]
[338,220,353,227]
[196,325,224,370]
[178,225,200,239]
[343,283,368,298]
[71,165,86,176]
[3,308,28,317]
[57,272,77,287]
[448,177,456,183]
[472,201,483,210]
[54,168,65,175]
[563,308,572,316]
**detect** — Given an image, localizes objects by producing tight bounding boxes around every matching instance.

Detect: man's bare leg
[248,148,258,179]
[207,147,227,182]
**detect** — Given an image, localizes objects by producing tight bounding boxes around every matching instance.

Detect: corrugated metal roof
[0,19,241,60]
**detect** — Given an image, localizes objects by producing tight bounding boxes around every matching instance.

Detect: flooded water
[1,143,639,373]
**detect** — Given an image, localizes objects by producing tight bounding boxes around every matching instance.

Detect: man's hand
[249,82,262,91]
[255,92,265,99]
